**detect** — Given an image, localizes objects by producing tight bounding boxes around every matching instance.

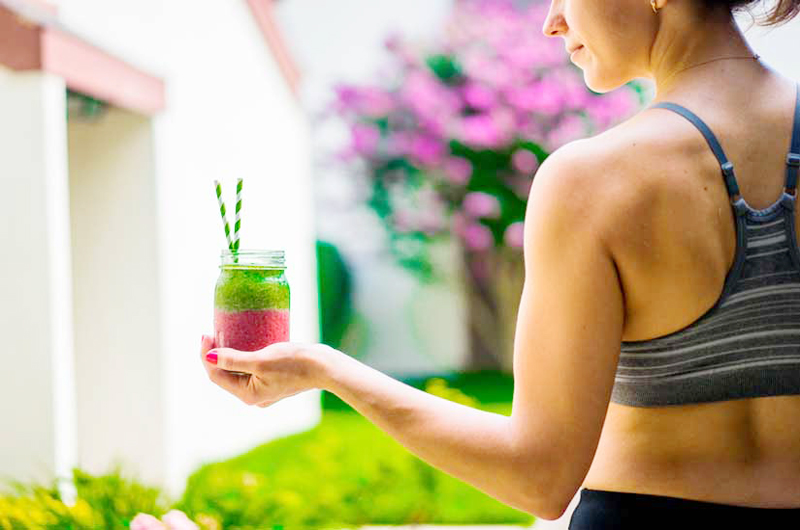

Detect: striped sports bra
[611,82,800,407]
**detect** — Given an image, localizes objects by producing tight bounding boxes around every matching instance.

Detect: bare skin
[201,0,800,519]
[579,70,800,507]
[540,0,800,509]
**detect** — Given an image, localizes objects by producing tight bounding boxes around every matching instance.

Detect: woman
[201,0,800,527]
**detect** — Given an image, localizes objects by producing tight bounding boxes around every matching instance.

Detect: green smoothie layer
[215,267,290,311]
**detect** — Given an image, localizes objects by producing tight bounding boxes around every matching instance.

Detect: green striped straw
[214,180,233,251]
[233,178,243,251]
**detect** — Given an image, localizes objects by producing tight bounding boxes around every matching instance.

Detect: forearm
[310,346,538,515]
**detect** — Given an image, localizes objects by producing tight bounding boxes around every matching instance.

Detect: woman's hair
[700,0,800,27]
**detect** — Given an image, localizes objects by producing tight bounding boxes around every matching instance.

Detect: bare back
[582,72,800,508]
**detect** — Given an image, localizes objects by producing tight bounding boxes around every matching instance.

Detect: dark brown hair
[701,0,800,27]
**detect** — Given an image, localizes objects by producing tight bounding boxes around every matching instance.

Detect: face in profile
[541,0,658,92]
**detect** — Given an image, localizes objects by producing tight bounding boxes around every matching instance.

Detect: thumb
[206,347,256,374]
[130,513,167,530]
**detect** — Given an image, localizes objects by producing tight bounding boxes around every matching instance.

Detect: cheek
[571,1,651,58]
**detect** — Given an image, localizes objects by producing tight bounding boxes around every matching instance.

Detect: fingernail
[206,351,218,364]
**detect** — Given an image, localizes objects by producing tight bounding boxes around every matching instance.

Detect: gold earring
[651,0,659,13]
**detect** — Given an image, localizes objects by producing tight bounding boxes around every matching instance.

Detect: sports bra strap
[648,101,740,198]
[785,82,800,193]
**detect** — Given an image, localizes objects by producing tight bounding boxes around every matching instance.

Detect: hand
[200,335,329,408]
[130,510,199,530]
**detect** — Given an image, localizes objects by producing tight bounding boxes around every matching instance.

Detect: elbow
[523,488,575,521]
[515,456,581,521]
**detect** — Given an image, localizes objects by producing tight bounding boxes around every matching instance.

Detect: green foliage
[423,377,481,409]
[1,377,524,529]
[178,393,532,528]
[425,54,463,84]
[322,370,514,411]
[0,467,171,529]
[316,240,354,350]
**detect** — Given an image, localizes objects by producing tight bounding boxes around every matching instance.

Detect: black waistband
[569,488,800,530]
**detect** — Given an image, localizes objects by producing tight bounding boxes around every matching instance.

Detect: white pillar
[0,68,78,493]
[67,106,166,488]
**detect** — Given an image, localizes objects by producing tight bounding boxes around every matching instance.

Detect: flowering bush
[330,0,644,279]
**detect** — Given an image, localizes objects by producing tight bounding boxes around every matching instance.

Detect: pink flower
[546,114,588,151]
[584,88,637,130]
[401,70,461,126]
[463,191,501,219]
[551,69,592,110]
[393,208,416,233]
[350,123,380,156]
[458,113,510,149]
[461,82,497,110]
[334,85,395,118]
[509,177,532,199]
[504,221,525,248]
[408,134,445,166]
[461,222,494,251]
[511,149,539,175]
[386,130,412,158]
[442,156,473,185]
[505,77,566,116]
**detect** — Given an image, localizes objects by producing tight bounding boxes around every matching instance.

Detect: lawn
[177,372,533,529]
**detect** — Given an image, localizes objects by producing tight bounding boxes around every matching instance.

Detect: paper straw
[233,178,243,251]
[214,180,233,251]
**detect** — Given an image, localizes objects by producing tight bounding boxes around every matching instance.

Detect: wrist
[304,343,346,391]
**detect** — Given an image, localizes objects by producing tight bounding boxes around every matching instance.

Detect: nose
[542,1,567,38]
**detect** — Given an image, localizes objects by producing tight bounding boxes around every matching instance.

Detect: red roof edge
[0,0,165,115]
[245,0,302,98]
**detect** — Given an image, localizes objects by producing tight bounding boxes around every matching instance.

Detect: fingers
[200,335,215,362]
[206,365,251,399]
[206,347,257,375]
[130,513,167,530]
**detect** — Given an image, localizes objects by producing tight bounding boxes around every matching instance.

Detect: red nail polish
[206,352,218,364]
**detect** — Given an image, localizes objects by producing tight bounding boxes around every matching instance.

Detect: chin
[584,70,634,94]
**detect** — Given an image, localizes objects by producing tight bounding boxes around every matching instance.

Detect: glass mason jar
[214,250,290,351]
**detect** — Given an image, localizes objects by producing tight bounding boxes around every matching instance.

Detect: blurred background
[0,0,798,528]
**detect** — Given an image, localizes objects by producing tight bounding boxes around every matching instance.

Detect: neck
[650,8,761,99]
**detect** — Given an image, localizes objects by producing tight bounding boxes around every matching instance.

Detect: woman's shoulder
[532,114,705,255]
[538,118,676,213]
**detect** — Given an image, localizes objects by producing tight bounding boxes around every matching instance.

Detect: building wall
[149,0,321,495]
[0,68,77,493]
[67,107,166,487]
[0,0,320,497]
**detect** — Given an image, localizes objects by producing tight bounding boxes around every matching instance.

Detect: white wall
[0,0,321,498]
[739,6,800,81]
[150,0,321,496]
[0,68,77,494]
[68,107,166,487]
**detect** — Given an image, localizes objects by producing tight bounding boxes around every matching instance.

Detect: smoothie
[214,252,290,351]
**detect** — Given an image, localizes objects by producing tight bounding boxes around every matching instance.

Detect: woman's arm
[310,143,626,521]
[312,347,537,514]
[203,141,625,522]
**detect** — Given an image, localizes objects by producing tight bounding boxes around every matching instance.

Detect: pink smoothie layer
[214,308,290,351]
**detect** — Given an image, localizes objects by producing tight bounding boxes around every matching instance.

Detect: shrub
[0,380,527,529]
[178,379,531,528]
[0,467,173,529]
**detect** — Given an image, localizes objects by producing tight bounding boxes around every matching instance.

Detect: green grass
[178,374,532,529]
[0,374,529,529]
[322,370,514,411]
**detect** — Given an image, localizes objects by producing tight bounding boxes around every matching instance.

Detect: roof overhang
[0,0,165,115]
